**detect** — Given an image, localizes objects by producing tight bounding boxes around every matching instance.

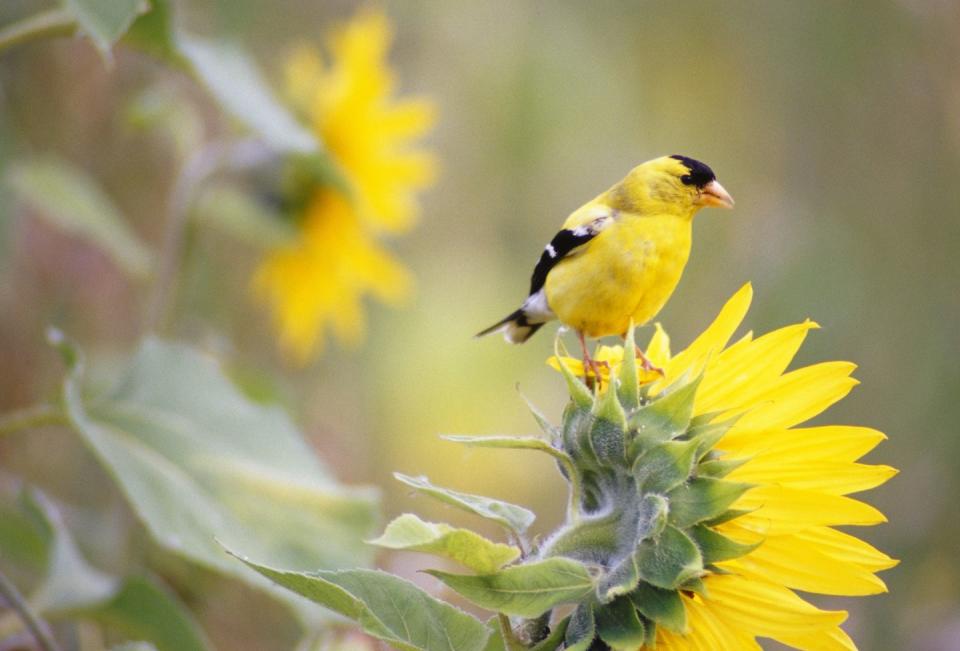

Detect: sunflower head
[534,327,755,647]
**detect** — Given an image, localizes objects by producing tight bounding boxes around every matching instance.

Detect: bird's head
[613,155,734,217]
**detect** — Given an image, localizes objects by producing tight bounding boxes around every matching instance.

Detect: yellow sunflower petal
[652,283,752,392]
[773,624,858,651]
[660,594,763,650]
[790,526,899,572]
[718,361,859,436]
[729,459,898,495]
[718,425,887,462]
[727,535,889,595]
[734,485,887,534]
[702,574,847,642]
[695,321,818,414]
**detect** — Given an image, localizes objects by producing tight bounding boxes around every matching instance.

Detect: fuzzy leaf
[520,393,561,440]
[595,597,646,650]
[554,338,593,408]
[21,490,118,615]
[111,644,158,651]
[178,35,319,153]
[563,603,595,651]
[687,525,759,564]
[427,558,594,618]
[91,576,212,651]
[630,583,687,634]
[684,416,738,459]
[635,526,703,590]
[588,417,627,467]
[58,337,379,621]
[628,377,701,451]
[8,159,153,278]
[369,514,519,574]
[235,553,489,651]
[633,439,699,494]
[441,435,571,466]
[696,456,749,478]
[596,550,640,603]
[593,378,626,430]
[394,473,534,535]
[617,325,641,410]
[530,615,570,651]
[64,0,147,56]
[667,478,753,529]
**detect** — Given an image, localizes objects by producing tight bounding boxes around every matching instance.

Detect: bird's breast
[544,216,692,337]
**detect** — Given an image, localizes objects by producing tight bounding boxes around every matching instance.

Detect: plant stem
[0,8,76,55]
[144,138,273,334]
[0,568,62,651]
[498,613,527,651]
[0,404,64,438]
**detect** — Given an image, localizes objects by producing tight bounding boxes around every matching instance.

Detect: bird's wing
[528,205,616,295]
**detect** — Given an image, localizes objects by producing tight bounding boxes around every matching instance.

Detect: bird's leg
[578,331,604,389]
[634,344,665,377]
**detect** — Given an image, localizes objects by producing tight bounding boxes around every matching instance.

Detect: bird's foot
[635,345,665,377]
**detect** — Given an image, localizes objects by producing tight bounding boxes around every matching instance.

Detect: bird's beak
[697,180,735,209]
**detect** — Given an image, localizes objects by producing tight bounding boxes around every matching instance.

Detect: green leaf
[630,582,687,634]
[687,525,759,564]
[553,336,593,409]
[596,551,639,603]
[8,159,153,278]
[684,416,738,459]
[635,525,703,590]
[696,456,749,478]
[111,644,158,651]
[530,615,570,651]
[192,183,296,248]
[593,379,626,431]
[667,478,753,529]
[617,325,640,410]
[628,376,701,452]
[22,489,118,615]
[58,337,379,620]
[563,603,595,651]
[234,553,489,651]
[394,473,534,535]
[63,0,148,57]
[124,0,178,61]
[594,597,646,650]
[519,392,560,441]
[178,35,319,154]
[369,514,519,574]
[427,558,594,618]
[632,439,699,494]
[441,435,571,466]
[92,576,211,651]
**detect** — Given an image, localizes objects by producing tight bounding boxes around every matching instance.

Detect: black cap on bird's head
[670,155,716,189]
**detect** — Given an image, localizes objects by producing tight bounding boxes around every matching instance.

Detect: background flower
[255,8,436,361]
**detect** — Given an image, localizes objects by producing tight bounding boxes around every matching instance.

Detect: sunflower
[255,8,436,361]
[550,283,897,650]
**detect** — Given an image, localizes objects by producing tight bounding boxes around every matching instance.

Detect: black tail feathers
[475,309,545,344]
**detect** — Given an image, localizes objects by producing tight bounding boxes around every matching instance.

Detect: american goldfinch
[477,155,733,375]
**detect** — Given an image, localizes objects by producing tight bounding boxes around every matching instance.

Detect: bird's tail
[475,309,545,344]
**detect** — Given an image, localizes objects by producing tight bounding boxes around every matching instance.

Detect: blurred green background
[1,1,958,649]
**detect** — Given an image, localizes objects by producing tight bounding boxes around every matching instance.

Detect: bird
[476,154,734,380]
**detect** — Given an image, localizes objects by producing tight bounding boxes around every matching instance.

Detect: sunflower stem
[0,8,76,55]
[145,138,273,334]
[0,404,64,438]
[498,613,527,651]
[0,568,62,651]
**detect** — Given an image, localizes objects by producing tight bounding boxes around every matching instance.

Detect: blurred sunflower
[255,8,436,361]
[552,284,897,650]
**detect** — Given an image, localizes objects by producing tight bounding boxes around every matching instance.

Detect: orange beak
[697,180,735,209]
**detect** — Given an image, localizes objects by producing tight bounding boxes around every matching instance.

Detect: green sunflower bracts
[372,330,756,650]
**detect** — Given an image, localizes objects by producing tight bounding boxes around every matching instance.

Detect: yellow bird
[477,155,734,376]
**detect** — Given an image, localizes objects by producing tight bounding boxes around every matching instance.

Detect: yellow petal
[728,460,898,495]
[645,322,672,367]
[789,526,899,572]
[718,425,887,462]
[718,362,859,435]
[652,283,752,393]
[726,534,890,595]
[774,625,858,651]
[703,574,847,640]
[734,485,887,534]
[695,321,818,414]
